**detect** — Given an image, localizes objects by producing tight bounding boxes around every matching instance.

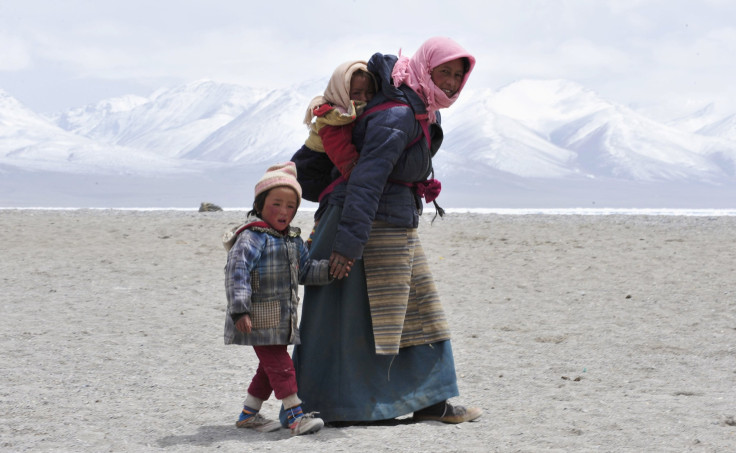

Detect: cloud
[0,34,31,71]
[2,0,736,118]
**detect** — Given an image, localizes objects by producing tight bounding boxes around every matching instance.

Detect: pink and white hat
[254,161,302,202]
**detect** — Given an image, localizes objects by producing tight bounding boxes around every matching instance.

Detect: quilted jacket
[328,53,444,259]
[223,219,331,346]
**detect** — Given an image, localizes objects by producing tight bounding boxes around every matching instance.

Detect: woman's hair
[248,191,269,218]
[460,57,471,74]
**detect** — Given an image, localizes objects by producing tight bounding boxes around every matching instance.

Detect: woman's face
[260,186,299,230]
[431,58,466,98]
[349,73,375,103]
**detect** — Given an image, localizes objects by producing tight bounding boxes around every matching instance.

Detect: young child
[291,60,376,203]
[223,162,344,435]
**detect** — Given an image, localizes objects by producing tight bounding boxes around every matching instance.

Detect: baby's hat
[254,161,302,202]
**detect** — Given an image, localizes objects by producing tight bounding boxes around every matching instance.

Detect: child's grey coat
[223,219,331,346]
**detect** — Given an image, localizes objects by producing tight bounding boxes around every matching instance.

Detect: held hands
[235,314,252,334]
[329,252,354,280]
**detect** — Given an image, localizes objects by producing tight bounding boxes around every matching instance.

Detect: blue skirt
[282,205,459,424]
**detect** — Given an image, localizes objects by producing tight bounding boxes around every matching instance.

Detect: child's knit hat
[254,161,302,202]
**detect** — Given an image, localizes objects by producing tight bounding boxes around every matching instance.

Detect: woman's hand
[235,314,252,333]
[329,252,354,280]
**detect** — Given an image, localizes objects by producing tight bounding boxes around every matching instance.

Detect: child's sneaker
[236,412,282,432]
[289,413,324,436]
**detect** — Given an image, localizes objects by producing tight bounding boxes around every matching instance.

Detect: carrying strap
[360,100,431,149]
[318,101,431,203]
[361,101,443,219]
[320,100,444,220]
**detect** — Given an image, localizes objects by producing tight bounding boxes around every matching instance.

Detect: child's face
[350,73,375,103]
[261,186,299,230]
[431,58,466,98]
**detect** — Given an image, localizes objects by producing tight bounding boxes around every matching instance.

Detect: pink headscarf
[391,37,476,123]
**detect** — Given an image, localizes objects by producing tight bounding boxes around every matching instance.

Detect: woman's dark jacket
[328,53,444,259]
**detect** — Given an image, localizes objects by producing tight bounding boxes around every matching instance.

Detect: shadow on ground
[157,424,287,447]
[157,418,416,448]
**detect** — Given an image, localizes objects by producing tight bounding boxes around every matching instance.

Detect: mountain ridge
[1,79,735,208]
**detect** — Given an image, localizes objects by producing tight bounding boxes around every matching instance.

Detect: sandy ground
[1,209,735,452]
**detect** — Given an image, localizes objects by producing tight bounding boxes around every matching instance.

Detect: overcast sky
[2,0,735,120]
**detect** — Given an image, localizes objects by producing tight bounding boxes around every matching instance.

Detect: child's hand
[235,314,252,333]
[329,252,354,280]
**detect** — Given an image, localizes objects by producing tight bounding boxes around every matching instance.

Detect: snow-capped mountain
[50,79,324,162]
[1,79,735,208]
[0,89,185,174]
[697,113,736,143]
[486,80,735,181]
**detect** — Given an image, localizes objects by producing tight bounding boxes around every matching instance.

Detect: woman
[288,37,481,425]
